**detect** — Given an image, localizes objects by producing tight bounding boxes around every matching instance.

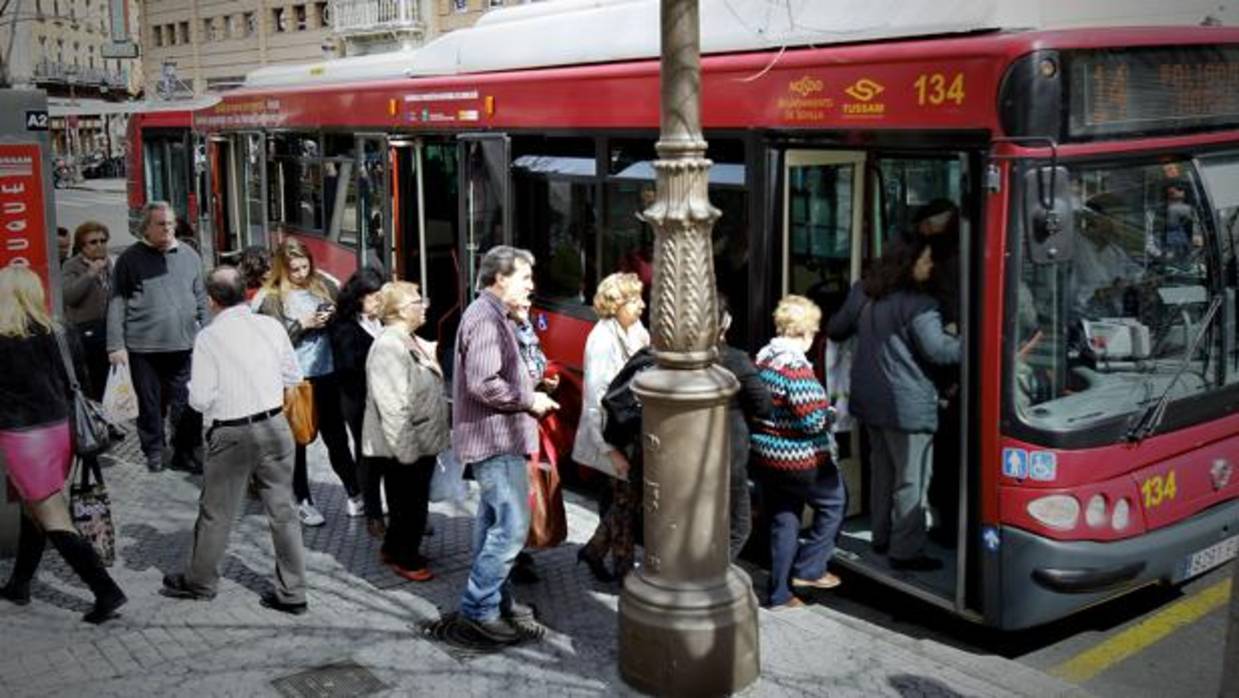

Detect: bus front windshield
[1011,158,1223,437]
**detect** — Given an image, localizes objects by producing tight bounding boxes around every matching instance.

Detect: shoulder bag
[53,328,112,458]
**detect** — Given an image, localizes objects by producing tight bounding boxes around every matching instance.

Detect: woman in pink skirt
[0,266,126,624]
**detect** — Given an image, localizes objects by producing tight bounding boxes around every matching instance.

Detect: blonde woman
[573,272,649,581]
[258,239,359,526]
[751,295,843,609]
[0,267,126,623]
[361,281,449,582]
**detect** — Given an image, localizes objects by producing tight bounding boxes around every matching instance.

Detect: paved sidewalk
[0,432,1088,697]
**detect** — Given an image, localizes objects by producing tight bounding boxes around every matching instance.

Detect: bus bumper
[997,498,1239,630]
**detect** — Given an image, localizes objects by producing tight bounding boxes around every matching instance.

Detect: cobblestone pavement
[0,430,1087,697]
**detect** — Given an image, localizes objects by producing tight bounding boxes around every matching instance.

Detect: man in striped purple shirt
[452,245,558,646]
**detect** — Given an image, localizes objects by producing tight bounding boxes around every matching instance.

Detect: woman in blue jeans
[751,295,846,610]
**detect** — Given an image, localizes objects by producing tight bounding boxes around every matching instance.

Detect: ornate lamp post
[617,0,760,694]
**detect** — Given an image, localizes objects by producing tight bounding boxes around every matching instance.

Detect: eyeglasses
[83,238,108,246]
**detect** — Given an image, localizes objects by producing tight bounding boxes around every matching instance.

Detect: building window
[178,20,189,44]
[202,18,212,41]
[153,25,162,47]
[315,2,328,27]
[489,0,502,6]
[294,4,306,30]
[272,7,287,32]
[454,0,468,12]
[243,12,256,36]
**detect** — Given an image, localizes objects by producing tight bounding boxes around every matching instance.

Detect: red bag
[526,420,567,549]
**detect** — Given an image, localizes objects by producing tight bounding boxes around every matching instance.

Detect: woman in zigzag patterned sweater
[751,295,845,610]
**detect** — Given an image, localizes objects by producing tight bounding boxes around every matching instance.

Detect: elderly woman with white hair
[573,271,649,582]
[751,294,844,610]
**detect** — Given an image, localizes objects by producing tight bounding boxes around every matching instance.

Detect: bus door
[192,132,213,262]
[140,128,192,233]
[458,134,512,296]
[207,137,236,258]
[391,137,463,368]
[356,134,391,274]
[780,148,866,532]
[239,131,268,249]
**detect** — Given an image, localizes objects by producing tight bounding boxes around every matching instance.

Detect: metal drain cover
[272,662,386,698]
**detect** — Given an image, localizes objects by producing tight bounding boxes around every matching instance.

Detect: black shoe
[460,616,521,645]
[160,573,216,600]
[576,548,615,582]
[500,600,536,622]
[259,591,308,615]
[511,554,539,585]
[0,582,31,606]
[168,454,203,475]
[890,555,943,571]
[108,424,126,442]
[84,590,128,624]
[145,454,164,473]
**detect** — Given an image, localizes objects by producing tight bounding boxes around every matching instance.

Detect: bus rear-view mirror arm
[1023,165,1076,264]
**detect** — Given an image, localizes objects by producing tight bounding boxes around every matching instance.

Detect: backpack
[601,347,656,451]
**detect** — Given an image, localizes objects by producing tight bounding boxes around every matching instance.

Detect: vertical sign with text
[0,143,51,299]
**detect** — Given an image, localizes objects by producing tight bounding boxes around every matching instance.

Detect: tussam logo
[844,78,885,102]
[789,76,824,98]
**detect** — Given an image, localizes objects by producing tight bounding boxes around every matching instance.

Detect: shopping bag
[283,380,318,446]
[70,458,117,567]
[101,364,140,423]
[526,424,566,549]
[429,448,467,503]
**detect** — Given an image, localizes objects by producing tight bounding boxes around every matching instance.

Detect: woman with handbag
[0,267,127,624]
[572,272,649,582]
[258,239,361,526]
[361,281,450,582]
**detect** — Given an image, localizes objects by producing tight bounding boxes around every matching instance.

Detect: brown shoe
[769,597,807,611]
[792,572,842,590]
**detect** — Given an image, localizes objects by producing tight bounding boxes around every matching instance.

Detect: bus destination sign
[1067,45,1239,139]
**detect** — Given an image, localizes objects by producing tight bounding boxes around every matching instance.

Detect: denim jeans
[764,465,847,606]
[459,453,531,622]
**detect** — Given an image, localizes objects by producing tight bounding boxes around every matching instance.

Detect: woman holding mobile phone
[258,239,360,526]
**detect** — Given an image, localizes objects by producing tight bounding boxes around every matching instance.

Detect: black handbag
[53,328,113,458]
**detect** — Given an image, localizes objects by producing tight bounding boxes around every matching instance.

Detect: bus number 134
[1141,470,1178,509]
[915,73,966,106]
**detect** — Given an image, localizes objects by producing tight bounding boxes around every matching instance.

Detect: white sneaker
[298,500,326,527]
[346,495,365,518]
[380,488,389,515]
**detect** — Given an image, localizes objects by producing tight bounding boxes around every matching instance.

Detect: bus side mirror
[1023,166,1075,264]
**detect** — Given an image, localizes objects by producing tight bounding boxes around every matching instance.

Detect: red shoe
[390,563,433,582]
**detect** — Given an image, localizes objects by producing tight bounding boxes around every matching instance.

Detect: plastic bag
[429,448,467,503]
[101,364,139,423]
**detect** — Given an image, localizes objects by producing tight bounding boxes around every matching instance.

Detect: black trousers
[76,320,109,401]
[128,350,202,462]
[292,373,359,502]
[369,456,435,569]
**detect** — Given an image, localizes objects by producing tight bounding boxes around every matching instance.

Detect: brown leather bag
[526,421,567,549]
[283,380,318,446]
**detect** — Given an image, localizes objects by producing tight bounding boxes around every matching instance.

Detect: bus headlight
[1085,494,1108,528]
[1111,498,1131,531]
[1027,495,1080,531]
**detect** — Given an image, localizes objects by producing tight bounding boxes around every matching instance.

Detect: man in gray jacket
[107,201,208,473]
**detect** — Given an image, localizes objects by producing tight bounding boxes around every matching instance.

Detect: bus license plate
[1181,535,1239,580]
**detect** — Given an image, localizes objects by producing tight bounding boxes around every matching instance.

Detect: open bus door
[391,137,464,368]
[779,147,978,619]
[356,134,391,275]
[239,131,268,250]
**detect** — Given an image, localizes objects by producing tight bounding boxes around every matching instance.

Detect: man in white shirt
[160,266,309,615]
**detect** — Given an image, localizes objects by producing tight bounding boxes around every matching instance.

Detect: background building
[0,0,142,157]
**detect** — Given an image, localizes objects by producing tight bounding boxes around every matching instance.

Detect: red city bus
[190,10,1239,628]
[125,97,218,251]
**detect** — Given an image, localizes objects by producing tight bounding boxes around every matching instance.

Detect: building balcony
[331,0,424,37]
[33,60,128,90]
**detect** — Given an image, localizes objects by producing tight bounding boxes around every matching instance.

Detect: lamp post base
[619,565,760,696]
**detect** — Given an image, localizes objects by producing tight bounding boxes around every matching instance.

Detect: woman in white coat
[361,281,450,583]
[573,272,649,581]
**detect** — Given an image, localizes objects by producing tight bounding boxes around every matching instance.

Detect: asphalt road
[52,181,135,253]
[811,557,1235,698]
